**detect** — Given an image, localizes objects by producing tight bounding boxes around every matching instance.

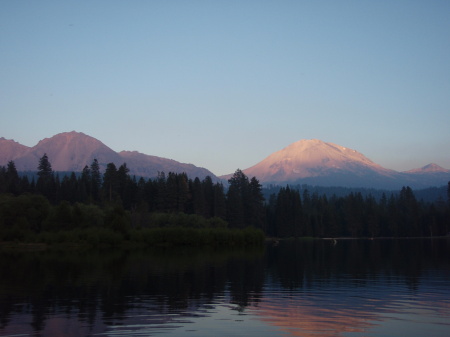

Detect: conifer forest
[0,154,449,246]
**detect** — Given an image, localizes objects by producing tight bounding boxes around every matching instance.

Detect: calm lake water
[1,238,449,337]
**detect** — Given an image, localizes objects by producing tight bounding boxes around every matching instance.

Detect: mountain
[221,139,450,189]
[0,137,29,164]
[0,131,218,181]
[2,133,449,189]
[401,163,450,189]
[118,150,217,181]
[404,163,449,174]
[13,131,123,172]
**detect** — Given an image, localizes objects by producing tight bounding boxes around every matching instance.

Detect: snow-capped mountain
[221,139,450,189]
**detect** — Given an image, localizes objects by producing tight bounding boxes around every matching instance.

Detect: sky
[1,0,449,176]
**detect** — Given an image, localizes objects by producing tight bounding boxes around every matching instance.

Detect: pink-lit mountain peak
[274,139,377,166]
[29,131,119,171]
[242,139,392,183]
[0,131,218,180]
[36,131,103,149]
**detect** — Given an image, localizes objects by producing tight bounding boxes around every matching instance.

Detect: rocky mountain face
[0,131,218,181]
[221,139,450,189]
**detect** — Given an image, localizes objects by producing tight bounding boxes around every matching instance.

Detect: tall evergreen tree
[80,165,91,202]
[164,172,178,212]
[190,177,205,216]
[176,173,189,213]
[226,169,248,228]
[398,186,419,236]
[117,163,132,207]
[90,159,102,202]
[5,161,20,195]
[102,163,118,203]
[202,176,214,217]
[275,187,302,237]
[248,177,265,229]
[155,171,167,211]
[36,153,55,201]
[37,153,52,178]
[213,182,227,219]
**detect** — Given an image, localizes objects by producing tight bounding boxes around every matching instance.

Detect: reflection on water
[0,239,449,337]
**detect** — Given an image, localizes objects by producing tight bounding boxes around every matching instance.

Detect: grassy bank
[1,226,265,249]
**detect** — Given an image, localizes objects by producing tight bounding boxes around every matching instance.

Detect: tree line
[0,155,266,245]
[265,185,450,238]
[0,155,262,228]
[1,154,450,240]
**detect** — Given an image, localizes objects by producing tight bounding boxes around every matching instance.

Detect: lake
[1,238,449,337]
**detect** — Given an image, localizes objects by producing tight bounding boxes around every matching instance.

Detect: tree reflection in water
[0,247,265,336]
[1,239,449,337]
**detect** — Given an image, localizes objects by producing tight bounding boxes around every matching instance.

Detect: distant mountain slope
[2,133,449,188]
[119,150,217,181]
[0,137,29,164]
[404,163,449,174]
[220,139,450,189]
[13,131,123,172]
[400,163,450,189]
[0,131,218,181]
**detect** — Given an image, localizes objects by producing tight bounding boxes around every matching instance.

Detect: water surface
[1,239,449,336]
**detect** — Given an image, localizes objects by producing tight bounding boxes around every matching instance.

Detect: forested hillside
[1,154,449,244]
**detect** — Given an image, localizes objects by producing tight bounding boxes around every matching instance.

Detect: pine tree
[213,182,226,219]
[90,159,102,202]
[102,162,118,203]
[5,161,20,195]
[398,186,419,236]
[226,169,248,228]
[37,153,52,178]
[202,176,214,217]
[80,165,91,202]
[190,177,205,216]
[36,154,55,201]
[248,177,265,229]
[117,163,132,207]
[176,173,189,213]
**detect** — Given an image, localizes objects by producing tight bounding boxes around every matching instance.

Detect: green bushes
[0,194,50,239]
[129,226,265,247]
[144,212,228,229]
[22,227,265,248]
[0,194,264,248]
[36,228,124,247]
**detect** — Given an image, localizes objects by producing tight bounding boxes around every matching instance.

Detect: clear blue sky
[1,0,449,176]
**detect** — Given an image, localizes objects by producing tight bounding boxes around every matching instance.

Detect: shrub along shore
[0,194,265,248]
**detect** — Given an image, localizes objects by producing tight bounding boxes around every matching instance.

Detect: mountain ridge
[1,132,449,189]
[404,163,450,174]
[0,131,218,181]
[220,139,449,189]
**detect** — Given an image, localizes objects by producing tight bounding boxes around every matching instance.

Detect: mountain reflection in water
[0,239,449,337]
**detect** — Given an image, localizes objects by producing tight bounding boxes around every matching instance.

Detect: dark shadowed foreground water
[1,238,449,337]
